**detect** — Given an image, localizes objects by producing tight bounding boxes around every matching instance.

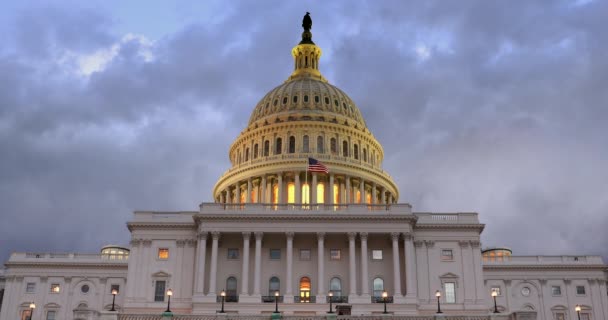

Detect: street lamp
[28,303,36,320]
[491,290,499,313]
[274,291,280,313]
[110,288,118,311]
[575,305,581,320]
[219,289,226,313]
[328,291,334,314]
[382,291,389,314]
[435,290,443,314]
[165,289,173,313]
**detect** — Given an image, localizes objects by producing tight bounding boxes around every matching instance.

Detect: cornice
[194,213,417,223]
[483,264,608,271]
[127,222,196,232]
[5,261,129,269]
[414,224,485,232]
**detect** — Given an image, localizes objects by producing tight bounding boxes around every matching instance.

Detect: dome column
[359,178,365,204]
[225,188,231,204]
[311,172,318,204]
[246,178,252,203]
[277,173,284,204]
[345,176,351,203]
[329,173,335,205]
[380,188,386,205]
[295,172,301,204]
[235,182,241,204]
[261,175,267,203]
[372,183,377,205]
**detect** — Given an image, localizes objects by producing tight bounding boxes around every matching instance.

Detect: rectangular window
[330,249,341,260]
[158,248,169,259]
[46,311,56,320]
[444,282,456,303]
[269,249,281,260]
[372,250,383,260]
[551,286,561,296]
[554,312,565,320]
[299,249,311,261]
[154,281,166,302]
[491,287,501,296]
[580,314,590,320]
[50,284,60,293]
[110,284,120,294]
[441,249,454,261]
[227,248,239,260]
[26,282,36,293]
[576,285,586,295]
[21,310,31,320]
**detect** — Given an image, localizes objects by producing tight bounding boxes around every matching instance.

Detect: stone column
[312,173,318,204]
[470,240,485,303]
[253,232,263,296]
[380,189,385,205]
[285,232,294,302]
[348,232,357,296]
[329,174,335,205]
[208,231,220,296]
[235,183,241,204]
[391,232,403,296]
[403,232,418,300]
[220,191,225,204]
[345,176,351,203]
[360,232,370,295]
[317,232,326,300]
[340,180,346,204]
[276,173,283,204]
[261,176,267,203]
[246,178,252,203]
[295,173,301,204]
[194,232,208,295]
[359,179,365,203]
[241,232,251,295]
[372,183,377,205]
[125,239,140,298]
[225,188,231,204]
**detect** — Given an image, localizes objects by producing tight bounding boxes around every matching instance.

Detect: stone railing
[11,252,129,262]
[119,314,534,320]
[199,203,413,214]
[483,255,604,265]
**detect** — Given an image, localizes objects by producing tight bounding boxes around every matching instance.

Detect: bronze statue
[302,12,312,31]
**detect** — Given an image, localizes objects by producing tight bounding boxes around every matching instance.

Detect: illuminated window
[372,250,383,260]
[158,248,169,260]
[354,144,359,160]
[317,183,325,204]
[303,135,309,153]
[272,185,279,204]
[287,182,295,203]
[302,183,310,204]
[356,190,361,204]
[330,249,341,260]
[441,249,454,261]
[333,184,339,204]
[21,310,32,320]
[444,282,456,303]
[251,188,257,203]
[50,283,60,293]
[240,191,245,204]
[366,192,371,204]
[317,136,324,153]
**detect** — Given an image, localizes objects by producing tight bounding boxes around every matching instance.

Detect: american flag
[308,157,329,173]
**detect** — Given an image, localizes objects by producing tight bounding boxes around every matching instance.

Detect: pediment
[151,271,170,278]
[439,272,459,279]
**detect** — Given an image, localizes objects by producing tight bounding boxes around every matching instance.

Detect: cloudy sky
[1,0,607,264]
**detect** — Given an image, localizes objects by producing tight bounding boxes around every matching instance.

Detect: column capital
[539,279,547,285]
[504,280,512,286]
[286,231,295,239]
[198,231,208,240]
[413,240,424,247]
[242,232,251,239]
[347,232,357,241]
[469,240,481,248]
[142,239,152,247]
[424,240,435,248]
[211,231,221,240]
[130,238,142,246]
[458,240,469,248]
[176,239,186,247]
[317,232,325,240]
[402,232,413,241]
[254,231,264,240]
[359,232,368,240]
[391,232,400,241]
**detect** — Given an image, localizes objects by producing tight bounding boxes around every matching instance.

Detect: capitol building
[1,14,607,320]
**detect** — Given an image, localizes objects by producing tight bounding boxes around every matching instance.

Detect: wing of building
[1,13,607,320]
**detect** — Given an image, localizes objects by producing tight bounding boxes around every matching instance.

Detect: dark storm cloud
[1,0,607,263]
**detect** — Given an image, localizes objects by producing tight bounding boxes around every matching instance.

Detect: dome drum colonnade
[213,15,398,206]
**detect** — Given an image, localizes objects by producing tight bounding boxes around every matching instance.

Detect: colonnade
[193,231,416,301]
[217,172,396,205]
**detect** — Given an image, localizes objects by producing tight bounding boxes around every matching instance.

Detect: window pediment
[439,272,459,279]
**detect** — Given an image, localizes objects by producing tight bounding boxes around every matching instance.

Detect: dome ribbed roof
[247,78,367,127]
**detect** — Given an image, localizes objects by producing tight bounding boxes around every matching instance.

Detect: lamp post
[111,288,118,311]
[328,291,334,314]
[382,291,389,314]
[435,290,443,314]
[28,303,36,320]
[575,305,581,320]
[491,290,499,313]
[219,290,226,313]
[165,289,173,313]
[274,291,280,313]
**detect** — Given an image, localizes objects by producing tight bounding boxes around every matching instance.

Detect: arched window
[317,136,324,153]
[245,148,249,162]
[272,184,279,204]
[264,140,270,157]
[329,277,342,297]
[289,136,295,154]
[330,138,337,154]
[363,148,367,162]
[254,144,259,159]
[226,277,237,297]
[287,182,295,204]
[354,144,359,160]
[299,277,311,303]
[373,277,384,297]
[275,138,282,155]
[342,141,348,157]
[269,277,280,296]
[303,135,310,153]
[317,183,325,204]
